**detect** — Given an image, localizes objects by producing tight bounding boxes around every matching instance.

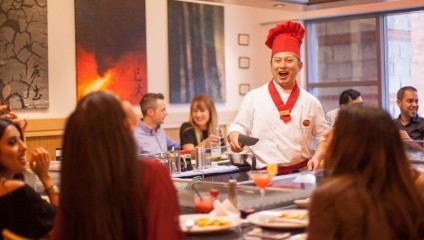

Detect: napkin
[209,199,240,218]
[293,172,316,184]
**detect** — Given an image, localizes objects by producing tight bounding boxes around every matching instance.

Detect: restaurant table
[183,204,307,240]
[175,171,315,240]
[171,162,251,181]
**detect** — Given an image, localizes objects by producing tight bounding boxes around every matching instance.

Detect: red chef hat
[265,21,305,59]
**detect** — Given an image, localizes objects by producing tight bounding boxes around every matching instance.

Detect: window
[306,17,380,114]
[385,10,424,117]
[306,9,424,117]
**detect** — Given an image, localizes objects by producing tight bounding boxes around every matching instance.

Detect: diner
[179,94,223,150]
[2,0,424,239]
[0,119,57,239]
[52,91,183,240]
[308,104,424,239]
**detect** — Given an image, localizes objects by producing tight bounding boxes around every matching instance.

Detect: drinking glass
[194,195,214,213]
[249,170,274,210]
[210,127,223,162]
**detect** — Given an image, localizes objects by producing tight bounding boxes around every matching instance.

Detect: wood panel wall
[25,118,66,160]
[24,119,227,160]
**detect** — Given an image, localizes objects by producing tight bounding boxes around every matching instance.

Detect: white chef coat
[325,108,339,128]
[228,80,329,169]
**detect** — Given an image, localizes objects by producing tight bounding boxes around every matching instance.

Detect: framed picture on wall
[75,0,147,104]
[168,1,226,103]
[239,83,250,95]
[238,34,249,46]
[0,0,49,109]
[239,57,250,69]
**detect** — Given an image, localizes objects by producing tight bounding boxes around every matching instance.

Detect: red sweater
[51,159,185,240]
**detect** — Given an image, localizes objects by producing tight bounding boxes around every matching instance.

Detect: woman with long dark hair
[54,91,183,240]
[0,119,57,239]
[308,104,424,239]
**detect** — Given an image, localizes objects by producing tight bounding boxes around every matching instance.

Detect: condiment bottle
[209,188,219,199]
[228,179,237,208]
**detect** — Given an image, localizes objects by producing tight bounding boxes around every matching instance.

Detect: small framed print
[239,83,251,95]
[238,34,249,46]
[239,57,250,69]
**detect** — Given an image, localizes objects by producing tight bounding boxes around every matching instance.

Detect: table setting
[178,165,311,239]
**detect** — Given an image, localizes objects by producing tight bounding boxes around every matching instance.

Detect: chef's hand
[228,131,244,153]
[307,157,321,171]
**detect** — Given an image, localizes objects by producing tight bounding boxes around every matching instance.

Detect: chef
[227,20,329,175]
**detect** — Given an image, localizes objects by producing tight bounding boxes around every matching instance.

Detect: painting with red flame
[75,1,147,104]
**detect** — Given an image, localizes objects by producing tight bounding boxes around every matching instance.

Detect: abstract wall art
[75,0,147,104]
[0,0,48,109]
[168,0,225,103]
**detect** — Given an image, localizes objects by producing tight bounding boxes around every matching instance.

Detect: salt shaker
[228,179,237,208]
[195,147,206,169]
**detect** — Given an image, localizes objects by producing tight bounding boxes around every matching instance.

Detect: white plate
[247,209,308,229]
[294,198,310,209]
[180,214,241,234]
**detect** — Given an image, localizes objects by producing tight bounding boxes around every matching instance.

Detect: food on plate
[195,217,230,227]
[278,211,308,220]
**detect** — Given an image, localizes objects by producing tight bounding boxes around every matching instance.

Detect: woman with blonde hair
[179,94,223,150]
[308,104,424,239]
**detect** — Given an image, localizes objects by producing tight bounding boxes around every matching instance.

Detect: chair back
[2,229,31,240]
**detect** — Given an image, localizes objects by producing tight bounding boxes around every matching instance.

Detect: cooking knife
[238,134,259,146]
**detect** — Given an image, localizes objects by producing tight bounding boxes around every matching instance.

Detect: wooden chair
[1,229,31,240]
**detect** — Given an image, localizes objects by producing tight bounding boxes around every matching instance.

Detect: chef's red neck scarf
[268,80,300,123]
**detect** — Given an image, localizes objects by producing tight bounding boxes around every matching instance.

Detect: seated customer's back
[308,104,424,240]
[53,91,184,240]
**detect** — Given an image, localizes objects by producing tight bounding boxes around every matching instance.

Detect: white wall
[19,0,423,127]
[17,0,285,128]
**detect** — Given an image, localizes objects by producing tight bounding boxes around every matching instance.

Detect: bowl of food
[228,153,252,167]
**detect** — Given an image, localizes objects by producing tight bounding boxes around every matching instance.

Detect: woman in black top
[180,94,224,150]
[0,119,57,239]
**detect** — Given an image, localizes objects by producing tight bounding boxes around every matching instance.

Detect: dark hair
[139,93,164,116]
[59,91,145,240]
[326,104,424,238]
[339,89,361,106]
[397,86,417,101]
[188,94,218,144]
[0,119,25,179]
[0,119,23,141]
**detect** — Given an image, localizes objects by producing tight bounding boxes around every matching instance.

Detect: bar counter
[172,166,317,240]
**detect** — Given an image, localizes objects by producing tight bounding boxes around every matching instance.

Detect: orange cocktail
[252,173,273,189]
[249,168,276,210]
[194,196,214,213]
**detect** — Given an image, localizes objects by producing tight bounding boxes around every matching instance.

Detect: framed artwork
[238,34,249,46]
[239,57,250,69]
[75,0,147,104]
[0,0,49,109]
[239,84,250,95]
[168,0,226,103]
